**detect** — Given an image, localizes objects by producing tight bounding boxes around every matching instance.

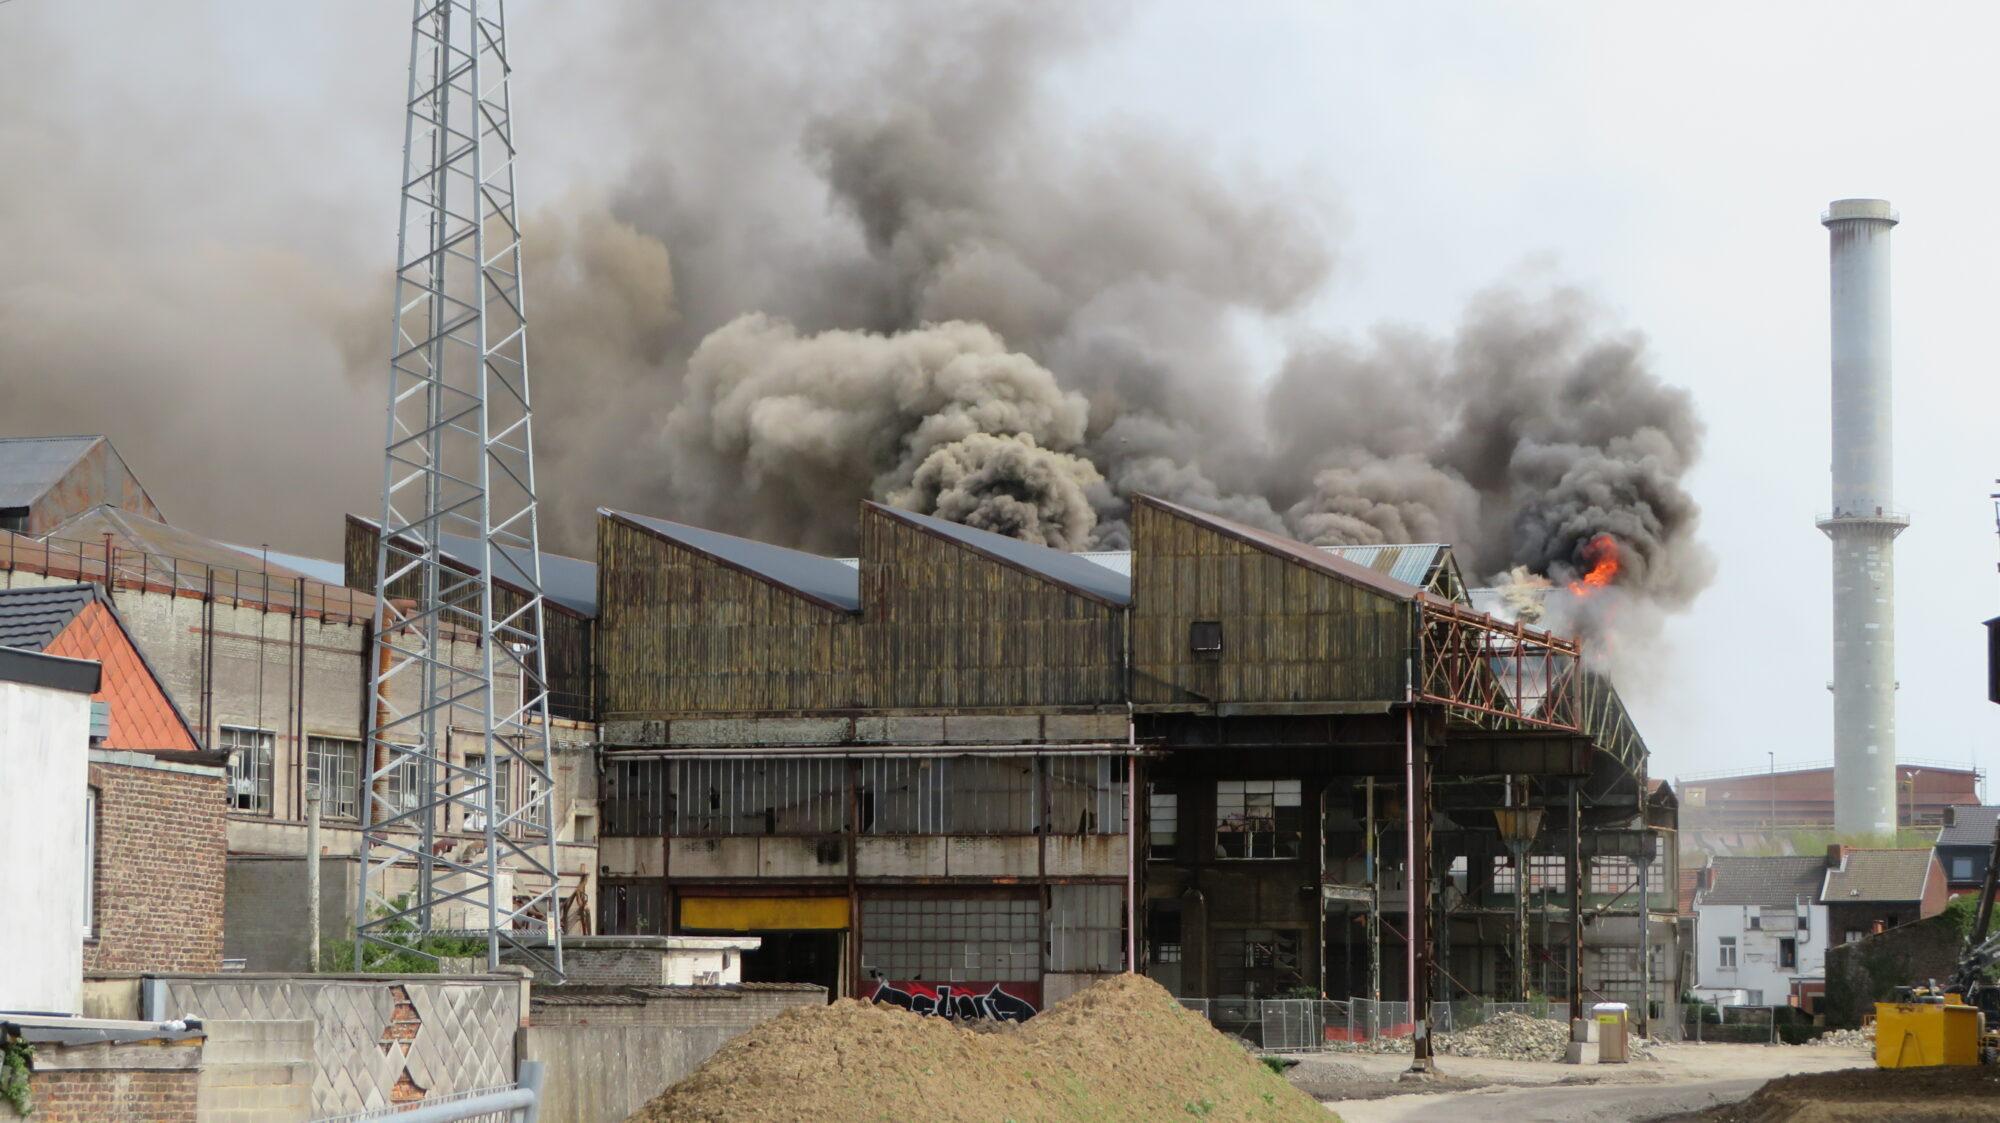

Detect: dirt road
[1286,1041,1870,1122]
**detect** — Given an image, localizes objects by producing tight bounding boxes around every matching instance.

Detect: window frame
[305,735,363,821]
[82,786,98,938]
[1148,788,1178,860]
[1779,937,1798,970]
[1214,779,1304,861]
[1718,935,1737,969]
[220,725,276,814]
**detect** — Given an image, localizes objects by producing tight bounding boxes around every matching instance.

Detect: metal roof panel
[868,504,1132,606]
[610,510,861,613]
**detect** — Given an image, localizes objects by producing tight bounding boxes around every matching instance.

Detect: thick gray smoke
[0,1,1708,630]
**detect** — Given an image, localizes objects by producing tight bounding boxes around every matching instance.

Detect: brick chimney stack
[1827,843,1850,870]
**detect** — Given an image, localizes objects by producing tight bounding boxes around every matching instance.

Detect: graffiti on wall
[869,980,1038,1022]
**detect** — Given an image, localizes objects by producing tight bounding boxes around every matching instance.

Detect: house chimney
[1827,843,1849,870]
[1944,805,1958,828]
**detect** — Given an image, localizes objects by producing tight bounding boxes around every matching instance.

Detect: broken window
[1214,927,1304,997]
[1149,789,1179,860]
[1189,620,1224,656]
[306,736,362,820]
[220,726,274,814]
[1147,901,1183,964]
[1047,756,1125,835]
[1215,779,1302,859]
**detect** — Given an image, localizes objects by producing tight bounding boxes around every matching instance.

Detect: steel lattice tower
[356,0,563,977]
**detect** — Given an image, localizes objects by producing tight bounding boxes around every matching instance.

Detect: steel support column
[1406,703,1434,1073]
[1568,782,1583,1024]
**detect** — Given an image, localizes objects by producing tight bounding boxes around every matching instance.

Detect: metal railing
[2,530,371,624]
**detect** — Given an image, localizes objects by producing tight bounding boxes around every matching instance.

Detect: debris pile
[1434,1013,1574,1062]
[1808,1025,1874,1048]
[625,974,1327,1122]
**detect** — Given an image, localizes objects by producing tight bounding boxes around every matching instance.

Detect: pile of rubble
[1808,1025,1874,1048]
[1434,1012,1573,1062]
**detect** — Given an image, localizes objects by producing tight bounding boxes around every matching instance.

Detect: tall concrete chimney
[1818,198,1907,837]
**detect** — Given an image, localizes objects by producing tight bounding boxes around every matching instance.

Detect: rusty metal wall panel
[858,506,1126,710]
[1129,501,1412,707]
[156,975,518,1117]
[597,514,861,717]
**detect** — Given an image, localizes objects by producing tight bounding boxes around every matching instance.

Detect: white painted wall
[0,678,91,1015]
[662,937,761,985]
[1694,901,1828,1006]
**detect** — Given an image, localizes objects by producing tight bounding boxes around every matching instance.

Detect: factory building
[594,494,1680,1028]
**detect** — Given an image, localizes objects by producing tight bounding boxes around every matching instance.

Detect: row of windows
[221,725,540,828]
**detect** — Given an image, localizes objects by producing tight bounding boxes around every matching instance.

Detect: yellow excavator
[1876,819,2000,1068]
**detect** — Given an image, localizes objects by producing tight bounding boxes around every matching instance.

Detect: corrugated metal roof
[222,544,346,588]
[1324,543,1450,589]
[1823,849,1937,904]
[1937,805,2000,848]
[0,583,97,651]
[1699,855,1827,910]
[1135,496,1425,602]
[611,509,861,613]
[870,504,1132,606]
[437,532,598,618]
[1075,550,1131,577]
[0,435,99,509]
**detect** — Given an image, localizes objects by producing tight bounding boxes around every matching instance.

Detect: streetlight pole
[1767,753,1776,832]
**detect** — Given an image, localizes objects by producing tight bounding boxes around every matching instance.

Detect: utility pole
[356,0,564,978]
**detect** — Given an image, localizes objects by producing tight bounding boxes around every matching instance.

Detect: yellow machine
[1874,996,1984,1069]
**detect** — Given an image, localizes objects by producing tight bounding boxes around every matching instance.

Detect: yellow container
[1874,1001,1983,1068]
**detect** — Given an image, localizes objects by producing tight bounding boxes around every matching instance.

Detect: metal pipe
[1568,781,1582,1025]
[307,785,322,973]
[1126,708,1138,975]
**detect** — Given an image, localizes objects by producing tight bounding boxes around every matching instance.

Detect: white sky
[1066,2,1999,787]
[5,2,1995,790]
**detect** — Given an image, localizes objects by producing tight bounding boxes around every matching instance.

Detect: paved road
[1326,1075,1765,1122]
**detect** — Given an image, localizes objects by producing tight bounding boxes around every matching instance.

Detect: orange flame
[1566,533,1621,596]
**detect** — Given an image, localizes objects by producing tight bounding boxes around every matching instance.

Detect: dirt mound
[1671,1064,2000,1122]
[625,974,1326,1122]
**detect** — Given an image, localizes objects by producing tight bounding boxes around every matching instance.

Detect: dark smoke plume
[0,1,1708,633]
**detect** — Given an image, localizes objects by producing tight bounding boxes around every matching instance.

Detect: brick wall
[13,1068,198,1123]
[84,754,226,973]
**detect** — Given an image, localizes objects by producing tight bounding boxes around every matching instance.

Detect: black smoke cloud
[0,1,1708,625]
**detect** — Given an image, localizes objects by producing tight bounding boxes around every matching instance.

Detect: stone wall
[85,751,226,973]
[1823,913,1966,1028]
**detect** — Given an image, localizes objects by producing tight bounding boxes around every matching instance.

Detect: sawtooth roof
[1324,543,1454,590]
[1700,855,1827,910]
[868,503,1132,606]
[1937,805,2000,848]
[609,509,861,613]
[1134,495,1427,603]
[0,436,102,511]
[436,532,598,618]
[1823,849,1938,904]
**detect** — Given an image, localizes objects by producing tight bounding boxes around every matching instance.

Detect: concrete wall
[224,856,357,972]
[524,1024,734,1123]
[193,1019,313,1123]
[531,984,825,1030]
[0,676,89,1015]
[86,751,227,973]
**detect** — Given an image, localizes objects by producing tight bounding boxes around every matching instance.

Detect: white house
[0,646,101,1016]
[1692,855,1830,1008]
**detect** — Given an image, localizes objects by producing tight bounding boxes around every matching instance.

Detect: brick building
[0,583,225,973]
[1821,845,1948,944]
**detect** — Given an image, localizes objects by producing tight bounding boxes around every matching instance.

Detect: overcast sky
[3,2,1994,789]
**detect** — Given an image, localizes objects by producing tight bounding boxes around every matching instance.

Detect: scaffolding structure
[356,0,563,977]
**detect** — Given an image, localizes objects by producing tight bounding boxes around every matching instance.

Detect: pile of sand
[625,974,1328,1122]
[1672,1064,2000,1122]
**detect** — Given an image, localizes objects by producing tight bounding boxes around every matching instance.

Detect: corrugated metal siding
[598,513,861,716]
[859,505,1125,709]
[1324,543,1446,589]
[1129,501,1412,706]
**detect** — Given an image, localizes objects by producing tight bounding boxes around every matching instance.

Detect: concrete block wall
[193,1019,313,1123]
[524,1024,734,1123]
[85,753,226,973]
[531,984,825,1031]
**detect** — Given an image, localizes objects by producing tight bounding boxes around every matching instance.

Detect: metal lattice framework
[1416,598,1582,733]
[357,0,562,977]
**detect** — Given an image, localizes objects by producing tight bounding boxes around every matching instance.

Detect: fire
[1566,533,1621,596]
